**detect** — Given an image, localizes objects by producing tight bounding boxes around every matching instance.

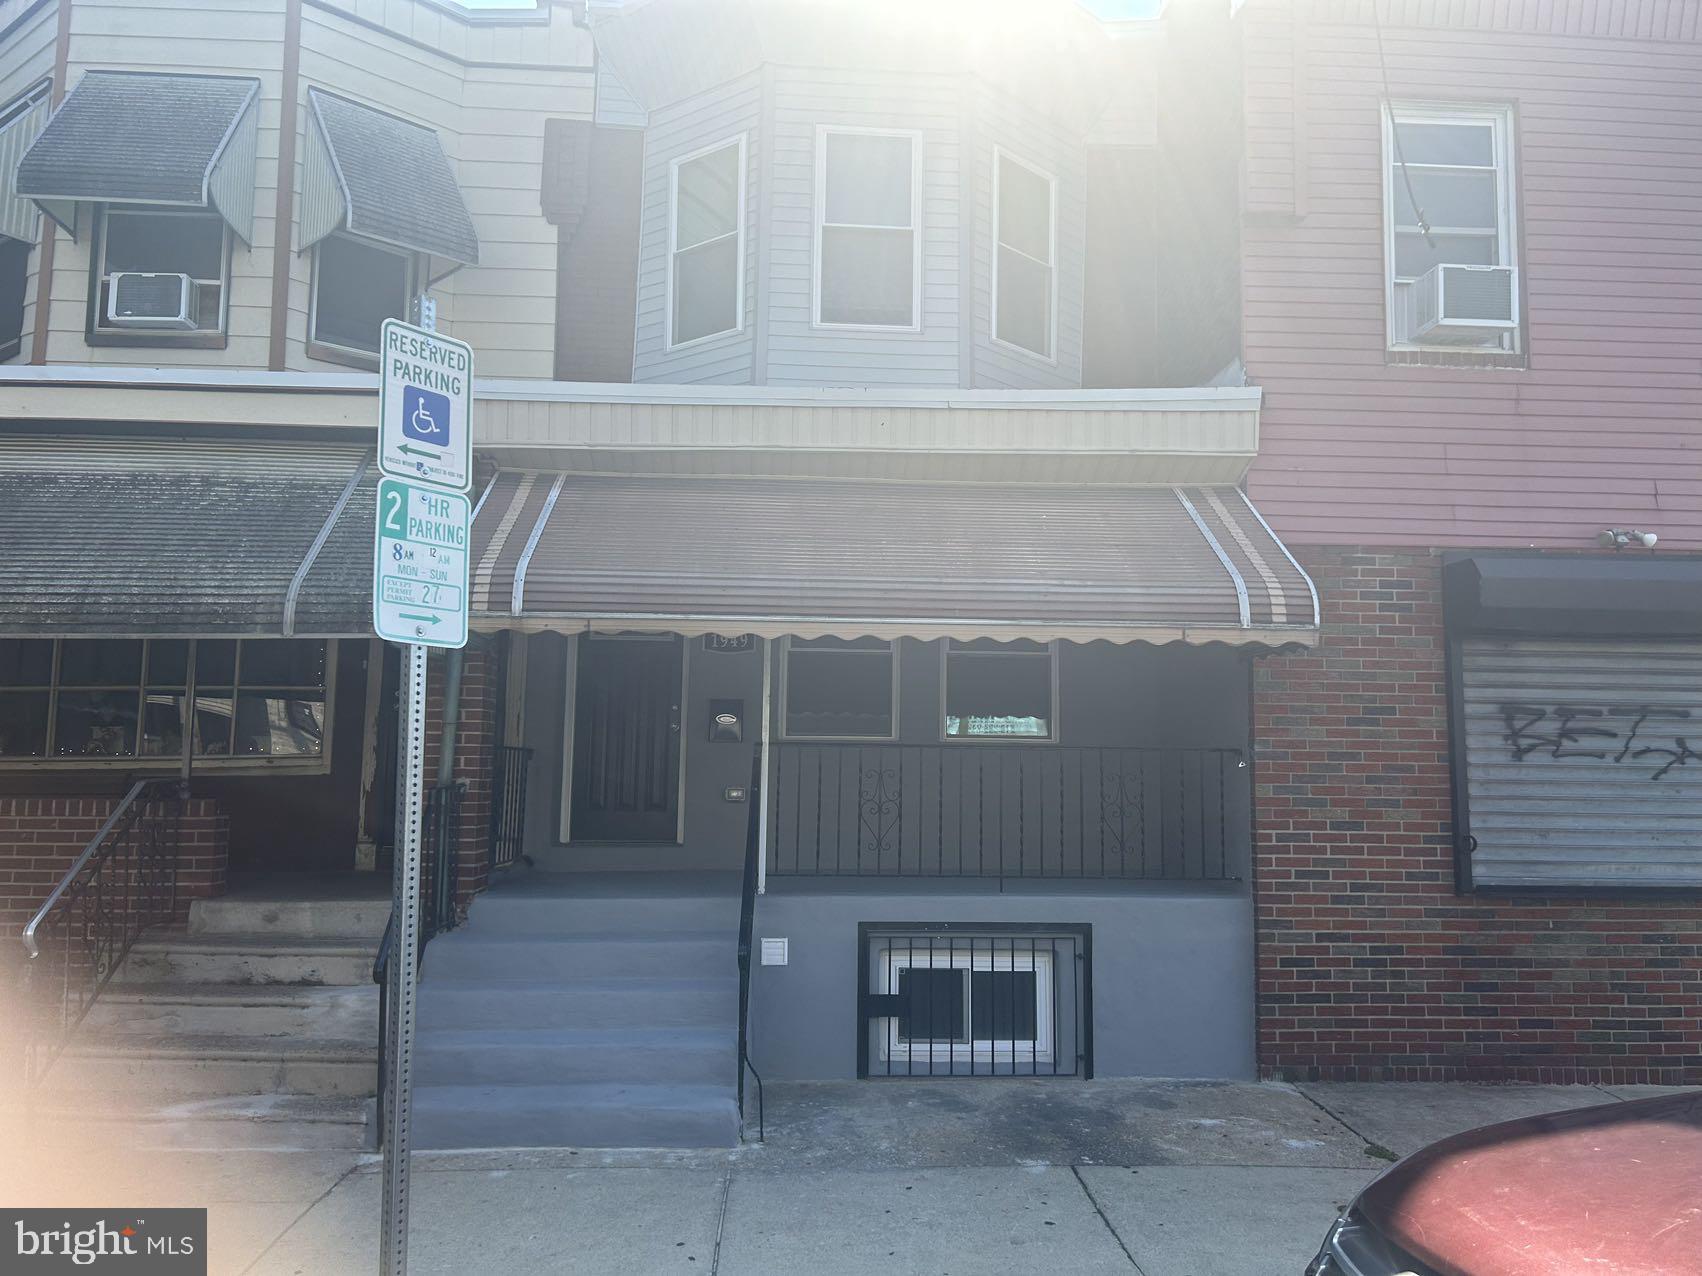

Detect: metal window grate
[858,924,1091,1079]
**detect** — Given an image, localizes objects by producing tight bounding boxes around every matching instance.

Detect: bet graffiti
[1498,704,1700,780]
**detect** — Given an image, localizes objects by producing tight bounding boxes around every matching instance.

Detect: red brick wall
[1254,548,1702,1085]
[0,793,227,978]
[422,645,501,917]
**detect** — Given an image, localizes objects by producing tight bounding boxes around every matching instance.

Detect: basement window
[0,638,332,766]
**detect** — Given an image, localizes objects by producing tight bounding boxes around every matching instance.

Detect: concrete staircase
[412,871,743,1149]
[41,879,385,1150]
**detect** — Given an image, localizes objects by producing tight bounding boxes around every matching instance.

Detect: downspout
[756,638,772,896]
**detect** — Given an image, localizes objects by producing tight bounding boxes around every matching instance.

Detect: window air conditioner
[107,272,200,330]
[1409,263,1517,343]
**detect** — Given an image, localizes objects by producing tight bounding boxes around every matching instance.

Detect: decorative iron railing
[374,779,462,1127]
[17,778,185,1084]
[489,745,534,872]
[767,744,1248,882]
[735,748,764,1140]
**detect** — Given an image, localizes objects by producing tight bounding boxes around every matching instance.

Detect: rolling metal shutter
[1460,637,1702,889]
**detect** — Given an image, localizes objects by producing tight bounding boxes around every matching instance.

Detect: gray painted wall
[626,68,1089,389]
[750,884,1256,1080]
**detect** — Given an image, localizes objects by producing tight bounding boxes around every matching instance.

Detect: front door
[570,636,683,842]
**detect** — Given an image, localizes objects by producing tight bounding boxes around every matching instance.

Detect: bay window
[668,135,745,347]
[815,127,921,329]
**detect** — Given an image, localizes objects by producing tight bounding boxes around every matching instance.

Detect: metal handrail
[21,778,152,960]
[735,747,764,1142]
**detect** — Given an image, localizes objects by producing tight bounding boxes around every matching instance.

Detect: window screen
[817,131,917,327]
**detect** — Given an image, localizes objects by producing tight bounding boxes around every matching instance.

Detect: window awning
[0,85,50,244]
[0,436,376,637]
[300,88,479,265]
[468,473,1319,647]
[15,71,260,242]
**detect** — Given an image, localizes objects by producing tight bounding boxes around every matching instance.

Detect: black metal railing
[374,779,463,1124]
[767,744,1248,882]
[735,748,764,1141]
[489,745,533,872]
[16,778,185,1084]
[858,925,1092,1078]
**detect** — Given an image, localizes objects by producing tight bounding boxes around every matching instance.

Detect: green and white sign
[378,317,473,493]
[373,477,470,649]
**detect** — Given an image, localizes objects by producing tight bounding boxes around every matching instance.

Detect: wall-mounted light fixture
[1597,528,1659,550]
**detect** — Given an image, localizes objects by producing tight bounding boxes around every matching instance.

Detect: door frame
[557,632,690,846]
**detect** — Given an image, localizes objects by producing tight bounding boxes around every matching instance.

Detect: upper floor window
[993,149,1057,360]
[0,237,27,362]
[668,135,745,348]
[92,207,229,341]
[1384,105,1519,353]
[815,127,921,329]
[309,233,414,364]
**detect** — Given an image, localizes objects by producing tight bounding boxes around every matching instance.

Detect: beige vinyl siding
[44,0,286,367]
[0,0,56,364]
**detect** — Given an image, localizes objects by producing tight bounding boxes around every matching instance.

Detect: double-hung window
[992,149,1056,359]
[815,127,921,329]
[942,640,1056,740]
[309,233,414,362]
[668,135,745,348]
[780,637,897,740]
[92,207,229,339]
[1384,105,1518,351]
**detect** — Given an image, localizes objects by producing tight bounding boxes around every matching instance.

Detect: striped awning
[0,436,376,637]
[467,473,1318,647]
[0,84,49,244]
[16,71,260,242]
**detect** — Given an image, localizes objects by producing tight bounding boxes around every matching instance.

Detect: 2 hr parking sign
[372,477,470,649]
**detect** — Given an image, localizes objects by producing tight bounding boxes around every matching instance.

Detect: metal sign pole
[380,640,427,1275]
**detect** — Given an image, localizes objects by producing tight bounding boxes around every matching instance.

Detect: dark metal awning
[16,71,260,241]
[299,88,479,265]
[0,436,376,637]
[468,473,1319,647]
[1445,553,1702,637]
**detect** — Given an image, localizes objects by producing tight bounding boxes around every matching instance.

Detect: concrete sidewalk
[4,1079,1689,1275]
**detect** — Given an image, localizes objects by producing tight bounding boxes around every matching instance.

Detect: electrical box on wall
[708,698,743,742]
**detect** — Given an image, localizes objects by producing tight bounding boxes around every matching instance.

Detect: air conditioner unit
[107,272,199,330]
[1409,263,1517,343]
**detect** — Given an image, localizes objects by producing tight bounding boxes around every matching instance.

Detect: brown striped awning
[467,473,1318,647]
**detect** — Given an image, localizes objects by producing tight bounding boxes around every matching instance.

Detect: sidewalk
[4,1079,1688,1275]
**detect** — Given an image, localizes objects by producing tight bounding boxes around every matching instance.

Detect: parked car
[1308,1092,1702,1275]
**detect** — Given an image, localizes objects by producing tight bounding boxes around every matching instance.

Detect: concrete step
[27,1094,372,1151]
[423,931,736,982]
[83,983,377,1039]
[418,976,738,1031]
[415,1026,734,1088]
[462,886,741,937]
[47,1032,376,1099]
[189,894,389,942]
[117,933,378,987]
[410,1082,740,1150]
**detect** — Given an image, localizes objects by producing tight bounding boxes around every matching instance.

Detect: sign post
[375,311,471,1276]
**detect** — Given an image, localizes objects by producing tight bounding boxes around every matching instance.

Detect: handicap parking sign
[402,385,451,445]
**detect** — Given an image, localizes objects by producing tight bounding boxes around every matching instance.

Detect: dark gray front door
[571,636,682,842]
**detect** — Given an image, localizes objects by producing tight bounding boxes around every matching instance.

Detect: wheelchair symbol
[401,385,451,444]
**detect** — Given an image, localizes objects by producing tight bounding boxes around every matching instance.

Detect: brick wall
[1254,548,1702,1085]
[422,645,501,917]
[0,793,227,979]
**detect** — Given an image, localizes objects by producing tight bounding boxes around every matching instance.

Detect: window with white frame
[781,637,897,739]
[942,639,1055,740]
[1384,105,1518,351]
[815,128,920,328]
[993,150,1056,359]
[0,638,331,764]
[92,207,228,337]
[310,233,414,360]
[668,136,744,347]
[880,943,1054,1066]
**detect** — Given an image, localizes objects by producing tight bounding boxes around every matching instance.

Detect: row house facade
[0,0,1695,1150]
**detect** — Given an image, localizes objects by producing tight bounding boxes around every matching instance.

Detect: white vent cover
[1410,263,1517,342]
[760,937,789,966]
[107,272,199,330]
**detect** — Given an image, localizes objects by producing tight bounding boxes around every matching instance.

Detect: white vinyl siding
[667,134,745,350]
[1382,104,1518,352]
[813,126,921,330]
[991,148,1056,361]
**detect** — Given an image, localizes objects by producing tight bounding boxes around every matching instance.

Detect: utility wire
[1371,0,1435,246]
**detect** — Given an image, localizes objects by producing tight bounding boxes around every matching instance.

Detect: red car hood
[1359,1092,1702,1276]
